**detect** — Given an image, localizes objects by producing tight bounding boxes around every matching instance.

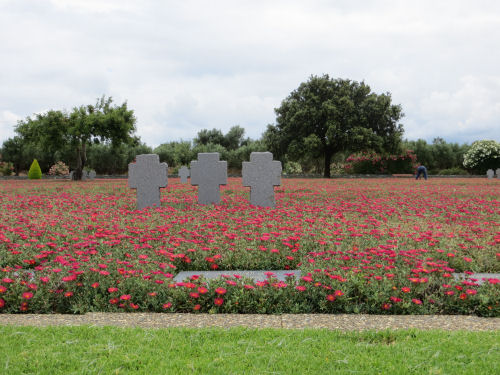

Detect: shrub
[438,167,469,175]
[0,154,14,176]
[283,161,302,175]
[28,159,42,179]
[463,140,500,174]
[48,161,70,176]
[345,151,417,174]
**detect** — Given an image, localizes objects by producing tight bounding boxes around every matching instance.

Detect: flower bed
[0,178,498,316]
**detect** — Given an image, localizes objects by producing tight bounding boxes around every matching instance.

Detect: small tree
[463,140,500,174]
[28,159,42,179]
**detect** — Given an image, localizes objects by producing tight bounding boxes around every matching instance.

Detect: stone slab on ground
[452,273,500,285]
[1,313,498,331]
[174,270,301,282]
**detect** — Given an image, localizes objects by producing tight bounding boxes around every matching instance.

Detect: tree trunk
[74,145,83,180]
[73,142,88,180]
[323,149,332,178]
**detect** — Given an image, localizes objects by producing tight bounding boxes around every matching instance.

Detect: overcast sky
[1,0,499,148]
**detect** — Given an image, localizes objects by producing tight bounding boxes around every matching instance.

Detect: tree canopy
[266,75,404,177]
[14,96,136,179]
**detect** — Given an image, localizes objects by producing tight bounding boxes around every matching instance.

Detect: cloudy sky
[1,0,499,148]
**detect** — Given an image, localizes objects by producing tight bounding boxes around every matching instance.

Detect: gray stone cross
[242,152,282,207]
[487,169,494,179]
[190,153,227,204]
[128,154,168,210]
[178,166,190,184]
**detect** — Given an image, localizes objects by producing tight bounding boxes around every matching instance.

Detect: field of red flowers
[0,178,498,316]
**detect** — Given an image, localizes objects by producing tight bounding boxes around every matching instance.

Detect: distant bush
[463,140,500,174]
[28,159,42,179]
[283,161,302,175]
[0,154,14,176]
[48,161,70,176]
[345,151,417,174]
[438,167,469,175]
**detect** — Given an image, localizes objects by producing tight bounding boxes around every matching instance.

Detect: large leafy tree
[267,75,404,177]
[15,96,136,179]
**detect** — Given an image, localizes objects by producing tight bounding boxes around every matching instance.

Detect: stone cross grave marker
[190,153,227,204]
[487,169,494,179]
[496,168,500,178]
[178,166,190,184]
[242,152,282,207]
[128,154,168,210]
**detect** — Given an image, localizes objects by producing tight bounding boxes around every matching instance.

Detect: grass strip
[0,325,498,374]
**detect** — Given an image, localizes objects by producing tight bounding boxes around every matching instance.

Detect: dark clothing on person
[416,165,428,180]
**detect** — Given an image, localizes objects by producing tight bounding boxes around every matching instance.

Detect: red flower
[214,298,224,306]
[0,286,6,293]
[401,287,410,293]
[215,287,227,295]
[162,302,172,309]
[326,294,336,302]
[0,298,5,308]
[108,287,118,293]
[412,299,422,305]
[334,290,344,297]
[189,292,200,299]
[120,294,131,300]
[22,292,33,300]
[91,282,100,288]
[295,285,306,292]
[381,303,391,310]
[64,291,73,297]
[193,304,201,311]
[198,287,208,294]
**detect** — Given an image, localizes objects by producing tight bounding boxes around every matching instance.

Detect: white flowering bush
[48,161,70,176]
[463,140,500,174]
[283,161,302,175]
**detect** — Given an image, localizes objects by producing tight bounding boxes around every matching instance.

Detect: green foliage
[267,75,404,177]
[154,141,193,168]
[403,138,470,173]
[463,140,500,174]
[0,154,14,176]
[27,159,42,179]
[283,161,303,175]
[15,96,137,180]
[86,142,152,175]
[438,167,469,175]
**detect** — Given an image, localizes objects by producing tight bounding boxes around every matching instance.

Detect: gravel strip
[1,313,499,331]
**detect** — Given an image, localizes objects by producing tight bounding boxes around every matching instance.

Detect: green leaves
[269,74,404,177]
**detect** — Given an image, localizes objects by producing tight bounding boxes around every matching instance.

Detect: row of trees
[1,76,497,178]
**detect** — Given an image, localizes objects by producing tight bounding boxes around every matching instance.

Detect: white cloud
[1,0,499,148]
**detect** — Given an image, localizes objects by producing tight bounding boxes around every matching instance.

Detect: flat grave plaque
[174,270,301,283]
[452,272,500,285]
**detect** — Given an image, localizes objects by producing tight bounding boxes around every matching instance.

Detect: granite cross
[190,153,227,204]
[128,154,168,210]
[179,166,190,184]
[242,152,282,207]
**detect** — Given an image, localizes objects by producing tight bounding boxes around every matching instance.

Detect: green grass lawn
[0,325,498,374]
